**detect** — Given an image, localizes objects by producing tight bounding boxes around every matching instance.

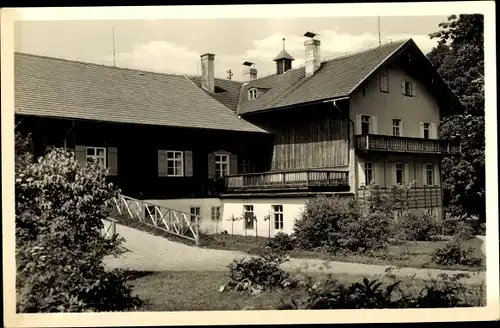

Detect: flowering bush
[15,145,141,312]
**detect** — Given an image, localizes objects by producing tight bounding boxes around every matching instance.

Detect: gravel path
[104,224,486,284]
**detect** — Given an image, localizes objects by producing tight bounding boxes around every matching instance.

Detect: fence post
[195,216,200,247]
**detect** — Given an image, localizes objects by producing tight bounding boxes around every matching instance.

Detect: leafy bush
[16,146,141,312]
[278,274,483,309]
[266,232,295,251]
[476,223,486,236]
[431,238,483,267]
[224,252,294,294]
[398,210,442,241]
[292,195,349,251]
[443,219,476,240]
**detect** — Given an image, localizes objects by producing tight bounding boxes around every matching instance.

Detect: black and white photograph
[1,2,498,326]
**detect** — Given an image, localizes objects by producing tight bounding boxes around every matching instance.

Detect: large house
[14,32,461,236]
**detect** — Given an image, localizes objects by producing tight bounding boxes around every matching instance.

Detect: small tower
[273,38,295,75]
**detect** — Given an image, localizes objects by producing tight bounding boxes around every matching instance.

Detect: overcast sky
[14,16,448,81]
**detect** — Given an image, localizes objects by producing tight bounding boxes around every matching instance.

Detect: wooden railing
[225,169,349,192]
[101,218,117,239]
[357,185,442,209]
[356,134,461,155]
[111,195,201,246]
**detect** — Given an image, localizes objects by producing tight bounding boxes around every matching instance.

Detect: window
[364,162,373,186]
[190,206,201,223]
[215,153,230,178]
[241,159,254,174]
[425,164,434,186]
[395,163,404,185]
[392,119,401,136]
[166,151,184,176]
[248,88,258,100]
[272,205,284,230]
[402,80,413,96]
[423,123,431,139]
[426,208,436,217]
[361,115,371,135]
[243,205,254,229]
[210,206,221,221]
[86,147,106,167]
[380,73,389,92]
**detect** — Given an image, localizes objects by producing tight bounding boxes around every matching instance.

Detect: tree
[15,136,141,312]
[427,14,485,223]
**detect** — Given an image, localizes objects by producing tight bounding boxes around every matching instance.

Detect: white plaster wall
[350,63,441,138]
[220,198,309,237]
[145,198,223,233]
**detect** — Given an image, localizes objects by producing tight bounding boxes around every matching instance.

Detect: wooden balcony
[356,134,461,155]
[225,169,349,193]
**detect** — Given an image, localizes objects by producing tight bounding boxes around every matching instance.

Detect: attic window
[248,88,258,100]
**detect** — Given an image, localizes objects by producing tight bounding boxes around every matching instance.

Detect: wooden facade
[16,115,272,200]
[246,103,350,170]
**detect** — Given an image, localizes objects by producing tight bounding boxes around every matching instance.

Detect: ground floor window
[211,206,221,221]
[395,163,404,184]
[364,162,373,185]
[167,150,184,177]
[272,205,284,230]
[190,206,201,223]
[86,147,106,167]
[243,205,254,229]
[425,164,434,186]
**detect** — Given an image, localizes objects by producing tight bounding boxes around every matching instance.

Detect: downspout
[63,121,75,149]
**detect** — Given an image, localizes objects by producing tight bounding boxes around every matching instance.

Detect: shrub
[398,210,441,241]
[292,195,349,251]
[443,220,476,240]
[431,238,483,267]
[266,232,295,251]
[476,223,486,236]
[15,147,141,312]
[225,252,294,294]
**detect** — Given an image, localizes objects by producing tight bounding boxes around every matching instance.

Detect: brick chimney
[249,67,258,80]
[243,61,257,81]
[201,53,215,92]
[304,32,321,78]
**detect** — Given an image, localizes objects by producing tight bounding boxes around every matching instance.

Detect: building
[14,32,461,236]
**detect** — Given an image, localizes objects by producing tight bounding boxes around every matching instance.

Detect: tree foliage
[15,137,141,312]
[427,14,485,222]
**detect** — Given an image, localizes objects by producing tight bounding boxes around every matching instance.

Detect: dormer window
[248,88,258,100]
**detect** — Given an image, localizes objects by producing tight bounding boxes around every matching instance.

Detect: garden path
[104,224,486,284]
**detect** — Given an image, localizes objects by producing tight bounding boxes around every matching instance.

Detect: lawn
[127,270,485,312]
[115,216,485,272]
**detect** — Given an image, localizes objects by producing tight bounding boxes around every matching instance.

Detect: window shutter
[434,164,439,186]
[412,81,416,96]
[158,150,167,177]
[229,154,238,175]
[390,163,396,186]
[75,145,86,165]
[422,164,427,186]
[404,163,410,184]
[207,153,215,179]
[401,80,405,94]
[355,115,362,135]
[184,150,193,177]
[430,123,437,139]
[107,147,118,176]
[399,120,404,137]
[371,116,378,134]
[359,163,366,187]
[419,122,425,138]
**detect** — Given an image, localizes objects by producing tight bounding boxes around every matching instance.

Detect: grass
[127,270,485,312]
[114,216,485,272]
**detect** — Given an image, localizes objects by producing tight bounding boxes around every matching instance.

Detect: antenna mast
[112,26,116,67]
[377,16,381,46]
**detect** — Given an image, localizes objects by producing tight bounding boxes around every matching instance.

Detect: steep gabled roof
[237,39,410,115]
[14,53,267,133]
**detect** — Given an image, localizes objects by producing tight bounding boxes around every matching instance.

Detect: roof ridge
[321,39,410,64]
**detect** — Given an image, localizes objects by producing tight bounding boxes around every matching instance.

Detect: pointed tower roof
[273,38,295,61]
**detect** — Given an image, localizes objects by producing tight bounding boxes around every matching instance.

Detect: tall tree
[427,14,485,222]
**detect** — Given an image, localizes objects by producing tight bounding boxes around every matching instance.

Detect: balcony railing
[225,169,349,192]
[356,134,461,155]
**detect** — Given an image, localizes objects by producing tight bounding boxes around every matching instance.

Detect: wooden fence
[357,186,442,209]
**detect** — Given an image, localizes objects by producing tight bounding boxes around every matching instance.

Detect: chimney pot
[201,53,215,92]
[304,37,321,77]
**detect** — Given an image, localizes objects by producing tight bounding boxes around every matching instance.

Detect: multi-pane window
[243,205,254,229]
[380,73,389,92]
[86,147,106,167]
[395,163,404,185]
[190,206,201,223]
[423,123,431,139]
[272,205,284,230]
[167,151,184,176]
[364,162,373,186]
[392,119,401,136]
[425,164,434,186]
[210,206,221,221]
[248,88,258,100]
[215,154,230,178]
[241,159,254,174]
[361,115,371,134]
[404,80,413,96]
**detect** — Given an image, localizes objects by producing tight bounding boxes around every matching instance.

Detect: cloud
[103,29,439,81]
